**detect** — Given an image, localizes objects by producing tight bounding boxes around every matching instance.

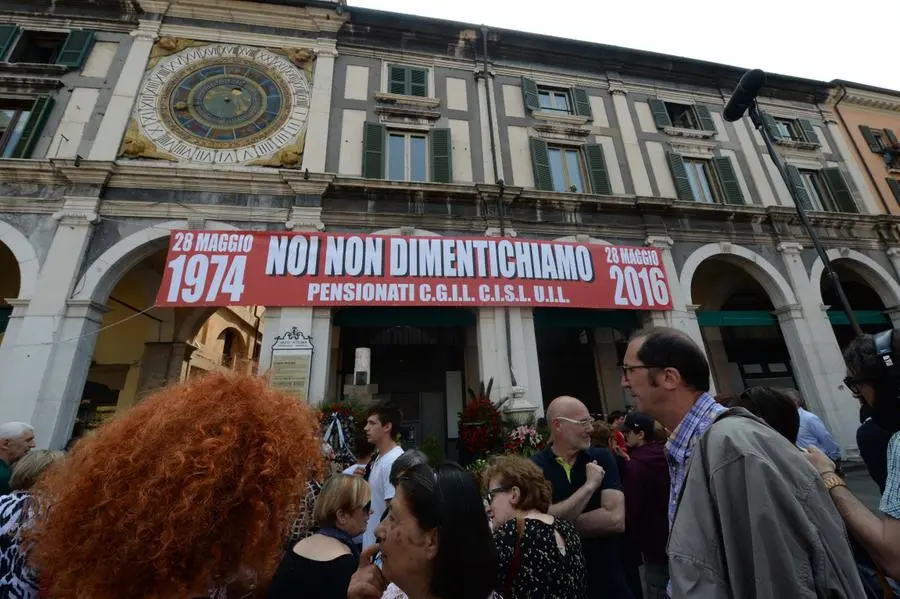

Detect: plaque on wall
[269,326,314,402]
[121,39,314,167]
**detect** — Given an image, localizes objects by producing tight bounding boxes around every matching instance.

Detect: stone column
[258,307,333,406]
[777,242,858,456]
[88,21,159,161]
[135,341,197,398]
[0,198,100,448]
[885,249,900,328]
[302,47,336,173]
[609,79,652,196]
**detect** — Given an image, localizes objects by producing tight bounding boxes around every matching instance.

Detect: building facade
[1,0,899,458]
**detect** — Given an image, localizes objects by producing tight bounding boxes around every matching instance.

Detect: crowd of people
[1,325,900,598]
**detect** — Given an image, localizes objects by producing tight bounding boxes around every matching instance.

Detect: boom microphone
[723,69,767,122]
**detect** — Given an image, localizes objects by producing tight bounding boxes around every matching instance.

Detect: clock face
[132,44,312,165]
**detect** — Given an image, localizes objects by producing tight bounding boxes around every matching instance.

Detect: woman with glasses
[483,454,587,599]
[269,473,372,598]
[348,461,499,599]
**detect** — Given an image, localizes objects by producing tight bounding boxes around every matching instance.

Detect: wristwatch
[822,471,847,491]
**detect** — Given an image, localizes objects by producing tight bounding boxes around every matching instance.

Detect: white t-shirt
[363,444,403,549]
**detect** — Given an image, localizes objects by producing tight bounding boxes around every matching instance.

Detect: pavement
[845,464,882,512]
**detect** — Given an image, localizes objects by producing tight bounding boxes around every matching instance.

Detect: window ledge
[775,138,820,151]
[374,92,441,110]
[533,121,592,144]
[888,166,900,175]
[0,62,68,76]
[663,126,716,139]
[532,111,590,127]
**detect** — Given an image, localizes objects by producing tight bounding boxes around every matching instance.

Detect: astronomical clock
[120,39,314,167]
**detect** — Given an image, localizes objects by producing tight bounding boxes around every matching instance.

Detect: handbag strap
[501,516,526,599]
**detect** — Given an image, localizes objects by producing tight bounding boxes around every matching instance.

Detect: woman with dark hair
[726,387,801,444]
[348,461,499,599]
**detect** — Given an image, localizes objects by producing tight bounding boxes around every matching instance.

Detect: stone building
[1,0,898,457]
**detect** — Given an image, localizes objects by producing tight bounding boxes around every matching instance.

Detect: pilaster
[301,47,337,173]
[610,86,652,196]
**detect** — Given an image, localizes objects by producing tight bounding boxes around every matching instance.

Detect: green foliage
[467,377,494,402]
[420,435,444,466]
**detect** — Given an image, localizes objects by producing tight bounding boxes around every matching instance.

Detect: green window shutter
[56,30,95,69]
[860,125,881,152]
[429,128,452,183]
[762,113,782,140]
[362,122,385,179]
[694,105,716,132]
[409,68,428,98]
[388,65,408,95]
[785,165,812,211]
[12,96,54,159]
[887,178,900,203]
[571,87,593,120]
[648,99,671,129]
[823,168,858,213]
[884,129,899,148]
[797,119,818,144]
[584,144,611,195]
[666,152,694,201]
[0,25,20,61]
[713,156,744,205]
[529,137,552,190]
[521,77,539,112]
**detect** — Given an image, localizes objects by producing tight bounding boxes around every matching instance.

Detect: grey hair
[0,422,34,441]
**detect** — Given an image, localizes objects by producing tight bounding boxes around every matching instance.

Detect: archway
[0,242,20,347]
[0,221,40,349]
[685,245,797,396]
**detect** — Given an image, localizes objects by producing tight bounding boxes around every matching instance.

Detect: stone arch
[552,235,612,246]
[680,242,797,308]
[0,220,40,300]
[73,220,240,304]
[809,248,900,308]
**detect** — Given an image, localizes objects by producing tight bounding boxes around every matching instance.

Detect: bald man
[532,396,632,599]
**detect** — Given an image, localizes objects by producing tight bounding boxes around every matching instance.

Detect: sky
[349,0,900,91]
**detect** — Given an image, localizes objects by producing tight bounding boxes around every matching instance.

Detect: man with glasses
[623,327,864,598]
[532,395,632,599]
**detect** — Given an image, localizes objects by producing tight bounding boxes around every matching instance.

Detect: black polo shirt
[532,445,633,599]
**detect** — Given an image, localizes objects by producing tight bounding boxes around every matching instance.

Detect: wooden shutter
[648,99,671,129]
[694,105,716,132]
[885,129,899,148]
[823,168,858,213]
[584,144,611,195]
[713,156,744,205]
[12,96,54,159]
[887,178,900,203]
[409,68,428,97]
[666,152,693,201]
[362,122,385,179]
[521,77,539,112]
[529,137,552,191]
[798,119,818,144]
[429,128,452,183]
[785,165,812,211]
[0,24,20,61]
[571,88,593,120]
[860,125,881,152]
[56,30,95,69]
[761,113,783,140]
[388,65,408,95]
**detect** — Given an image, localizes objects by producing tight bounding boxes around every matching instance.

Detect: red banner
[154,231,673,310]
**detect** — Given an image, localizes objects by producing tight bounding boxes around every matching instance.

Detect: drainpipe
[480,25,517,390]
[832,84,892,215]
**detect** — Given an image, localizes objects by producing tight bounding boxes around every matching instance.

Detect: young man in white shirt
[362,402,404,549]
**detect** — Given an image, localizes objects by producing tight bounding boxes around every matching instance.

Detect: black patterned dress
[493,517,587,599]
[0,491,38,599]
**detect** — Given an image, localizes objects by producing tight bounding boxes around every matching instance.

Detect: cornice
[0,15,136,34]
[99,200,290,224]
[108,163,296,195]
[161,0,347,34]
[839,89,900,114]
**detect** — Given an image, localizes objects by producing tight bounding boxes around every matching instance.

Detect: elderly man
[0,422,35,495]
[532,395,632,599]
[622,327,863,598]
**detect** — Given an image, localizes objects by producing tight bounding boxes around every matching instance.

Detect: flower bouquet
[504,424,545,458]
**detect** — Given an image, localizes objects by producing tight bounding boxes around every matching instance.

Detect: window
[798,170,828,211]
[0,102,33,158]
[787,165,857,213]
[387,65,429,97]
[861,125,899,161]
[0,26,95,68]
[7,30,67,64]
[538,88,572,114]
[648,99,715,132]
[887,178,900,203]
[683,158,719,203]
[387,132,428,182]
[774,118,803,141]
[667,153,744,204]
[547,146,585,192]
[871,130,888,151]
[763,114,819,145]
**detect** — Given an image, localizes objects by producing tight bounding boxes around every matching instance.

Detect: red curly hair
[29,372,323,599]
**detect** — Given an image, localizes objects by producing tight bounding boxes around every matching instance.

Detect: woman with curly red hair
[27,371,323,599]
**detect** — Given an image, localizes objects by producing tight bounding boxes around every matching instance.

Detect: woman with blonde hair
[483,454,586,599]
[269,473,371,598]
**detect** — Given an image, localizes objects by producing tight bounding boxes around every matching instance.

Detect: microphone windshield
[723,69,767,122]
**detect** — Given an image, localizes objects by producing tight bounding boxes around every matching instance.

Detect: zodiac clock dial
[132,44,312,165]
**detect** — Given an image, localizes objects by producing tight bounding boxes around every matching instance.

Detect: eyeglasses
[485,486,510,504]
[620,364,656,379]
[843,375,866,394]
[555,416,595,427]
